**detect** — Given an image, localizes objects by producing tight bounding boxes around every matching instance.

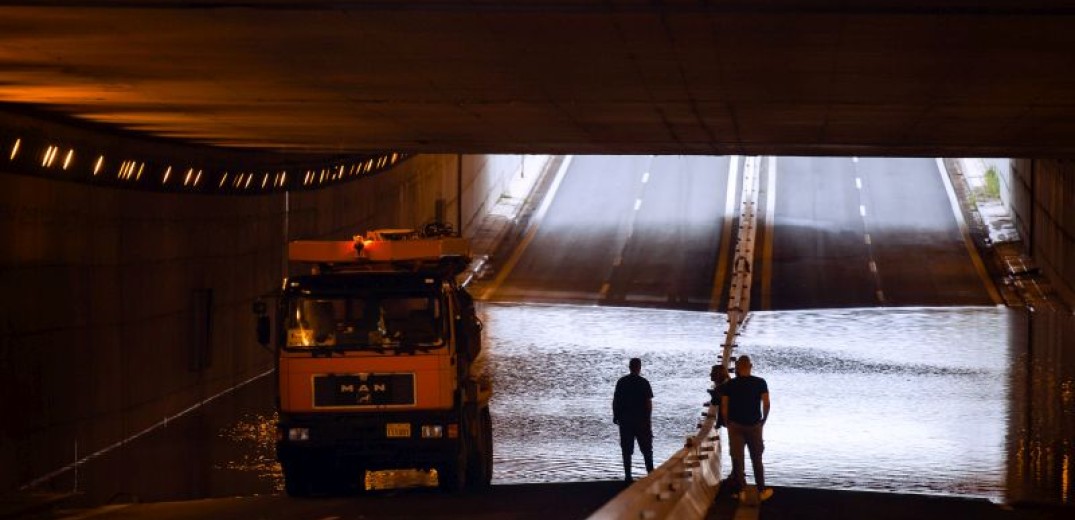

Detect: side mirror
[256,315,271,347]
[253,299,271,348]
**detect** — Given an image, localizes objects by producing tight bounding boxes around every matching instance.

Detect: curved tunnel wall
[1008,158,1075,505]
[1011,159,1075,306]
[0,153,526,493]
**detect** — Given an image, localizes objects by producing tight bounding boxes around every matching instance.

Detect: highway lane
[485,155,731,309]
[860,158,997,306]
[763,157,997,309]
[763,157,877,309]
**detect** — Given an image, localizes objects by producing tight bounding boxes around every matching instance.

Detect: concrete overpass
[1,0,1073,511]
[3,0,1075,157]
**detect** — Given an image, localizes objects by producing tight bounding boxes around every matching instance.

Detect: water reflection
[483,303,1010,500]
[213,303,1024,501]
[217,412,282,492]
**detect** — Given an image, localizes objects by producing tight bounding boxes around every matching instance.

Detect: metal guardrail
[588,157,762,520]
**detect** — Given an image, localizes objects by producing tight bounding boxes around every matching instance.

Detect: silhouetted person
[708,363,744,493]
[707,364,730,428]
[721,355,773,502]
[612,357,654,482]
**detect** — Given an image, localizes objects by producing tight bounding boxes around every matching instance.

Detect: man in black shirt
[720,355,773,501]
[612,357,654,482]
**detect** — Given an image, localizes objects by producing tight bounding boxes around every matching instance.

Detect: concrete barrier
[589,157,762,520]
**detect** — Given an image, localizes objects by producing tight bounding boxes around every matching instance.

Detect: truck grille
[312,373,416,407]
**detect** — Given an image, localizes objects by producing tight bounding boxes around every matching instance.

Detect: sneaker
[759,488,774,502]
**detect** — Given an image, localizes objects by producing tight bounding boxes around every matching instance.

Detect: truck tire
[479,407,494,486]
[282,462,315,497]
[436,459,466,492]
[466,407,493,488]
[355,466,368,494]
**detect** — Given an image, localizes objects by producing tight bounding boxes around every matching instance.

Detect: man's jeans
[727,421,765,490]
[619,419,654,477]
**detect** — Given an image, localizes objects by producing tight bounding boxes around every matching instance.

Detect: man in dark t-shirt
[720,355,773,501]
[612,357,654,482]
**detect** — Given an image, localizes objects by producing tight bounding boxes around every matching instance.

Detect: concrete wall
[987,158,1014,212]
[459,155,543,235]
[1007,158,1075,505]
[1007,308,1075,505]
[0,153,521,493]
[1010,159,1075,306]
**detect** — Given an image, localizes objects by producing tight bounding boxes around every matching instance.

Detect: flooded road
[55,302,1018,507]
[484,303,1010,500]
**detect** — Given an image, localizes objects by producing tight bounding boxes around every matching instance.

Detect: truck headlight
[288,427,310,441]
[421,425,443,438]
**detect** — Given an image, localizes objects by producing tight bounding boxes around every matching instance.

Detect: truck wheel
[334,464,366,495]
[482,408,494,485]
[355,466,368,494]
[282,462,315,497]
[467,408,493,488]
[439,449,467,492]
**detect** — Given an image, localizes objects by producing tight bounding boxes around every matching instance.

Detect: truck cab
[257,229,492,495]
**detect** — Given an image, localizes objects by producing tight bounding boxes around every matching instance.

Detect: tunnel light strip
[19,367,274,491]
[3,132,408,193]
[117,160,130,179]
[42,146,58,167]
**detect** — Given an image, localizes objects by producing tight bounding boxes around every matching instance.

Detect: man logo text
[340,384,387,393]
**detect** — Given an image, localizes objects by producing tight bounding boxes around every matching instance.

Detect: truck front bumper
[276,411,461,470]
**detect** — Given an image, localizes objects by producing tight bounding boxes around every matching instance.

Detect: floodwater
[484,303,1010,500]
[59,303,1014,505]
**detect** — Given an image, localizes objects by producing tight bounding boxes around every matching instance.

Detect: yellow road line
[934,158,1003,305]
[480,155,574,300]
[761,156,777,310]
[709,156,741,311]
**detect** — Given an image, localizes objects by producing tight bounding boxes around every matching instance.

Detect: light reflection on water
[483,303,1009,500]
[219,304,1009,500]
[217,412,283,492]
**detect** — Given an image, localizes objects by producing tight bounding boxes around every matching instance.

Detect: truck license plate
[386,423,411,438]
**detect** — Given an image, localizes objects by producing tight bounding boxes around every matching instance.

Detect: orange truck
[254,228,492,495]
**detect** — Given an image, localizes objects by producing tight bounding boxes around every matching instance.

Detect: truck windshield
[285,293,444,350]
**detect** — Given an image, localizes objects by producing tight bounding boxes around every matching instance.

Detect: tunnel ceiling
[3,1,1075,158]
